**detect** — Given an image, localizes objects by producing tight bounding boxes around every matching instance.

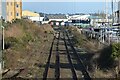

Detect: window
[16,13,19,16]
[11,12,12,16]
[16,4,19,8]
[7,2,9,5]
[11,2,12,6]
[7,12,9,16]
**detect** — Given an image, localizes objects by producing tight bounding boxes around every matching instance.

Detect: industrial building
[113,1,120,25]
[45,14,68,26]
[68,15,91,27]
[22,10,44,22]
[22,10,39,17]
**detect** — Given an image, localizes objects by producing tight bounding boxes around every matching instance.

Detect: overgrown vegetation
[67,26,86,46]
[111,43,120,78]
[67,26,120,78]
[3,19,55,74]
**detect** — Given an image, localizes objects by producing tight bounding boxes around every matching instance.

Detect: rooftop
[46,14,67,19]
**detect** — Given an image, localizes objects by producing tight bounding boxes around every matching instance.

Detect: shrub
[111,42,120,78]
[22,33,34,43]
[111,43,120,59]
[5,37,19,49]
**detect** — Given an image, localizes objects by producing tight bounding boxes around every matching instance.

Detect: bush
[68,27,84,46]
[97,45,114,69]
[5,37,19,49]
[111,42,120,78]
[98,43,120,69]
[22,33,34,43]
[111,43,120,59]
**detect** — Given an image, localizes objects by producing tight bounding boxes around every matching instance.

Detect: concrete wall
[0,0,2,17]
[28,17,44,21]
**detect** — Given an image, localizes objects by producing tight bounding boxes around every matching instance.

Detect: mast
[0,0,2,18]
[112,0,114,25]
[106,0,108,25]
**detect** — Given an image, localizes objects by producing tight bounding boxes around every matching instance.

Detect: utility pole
[1,17,4,50]
[0,0,4,79]
[39,13,41,26]
[1,16,4,71]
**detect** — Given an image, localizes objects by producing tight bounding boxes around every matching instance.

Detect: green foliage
[22,33,34,43]
[68,27,85,46]
[5,37,19,49]
[111,43,120,59]
[97,45,114,69]
[5,37,18,45]
[4,19,54,51]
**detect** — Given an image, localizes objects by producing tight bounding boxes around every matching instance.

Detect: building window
[16,4,19,8]
[7,12,9,16]
[16,13,19,16]
[7,2,9,5]
[11,2,12,6]
[11,12,12,16]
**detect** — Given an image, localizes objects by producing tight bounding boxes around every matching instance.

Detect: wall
[22,10,39,17]
[28,17,44,21]
[0,0,2,17]
[6,0,22,22]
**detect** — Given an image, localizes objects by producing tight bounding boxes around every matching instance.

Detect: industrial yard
[0,19,118,79]
[0,0,120,80]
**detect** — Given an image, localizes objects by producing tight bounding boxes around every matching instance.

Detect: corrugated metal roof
[46,14,67,19]
[89,16,103,19]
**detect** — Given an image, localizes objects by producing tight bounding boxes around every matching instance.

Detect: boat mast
[112,0,114,25]
[106,0,108,25]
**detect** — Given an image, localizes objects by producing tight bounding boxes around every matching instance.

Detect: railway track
[2,26,91,79]
[43,36,56,80]
[64,29,91,80]
[63,31,77,80]
[55,31,60,79]
[43,26,91,80]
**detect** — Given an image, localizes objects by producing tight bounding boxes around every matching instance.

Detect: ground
[67,26,118,78]
[3,19,55,78]
[2,20,119,79]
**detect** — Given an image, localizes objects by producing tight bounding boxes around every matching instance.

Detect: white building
[113,1,120,25]
[69,15,90,20]
[46,14,68,22]
[28,17,44,22]
[90,17,112,27]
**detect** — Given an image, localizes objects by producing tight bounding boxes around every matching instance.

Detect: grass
[3,19,55,78]
[66,26,119,78]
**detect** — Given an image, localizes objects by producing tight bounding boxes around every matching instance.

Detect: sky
[22,2,117,14]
